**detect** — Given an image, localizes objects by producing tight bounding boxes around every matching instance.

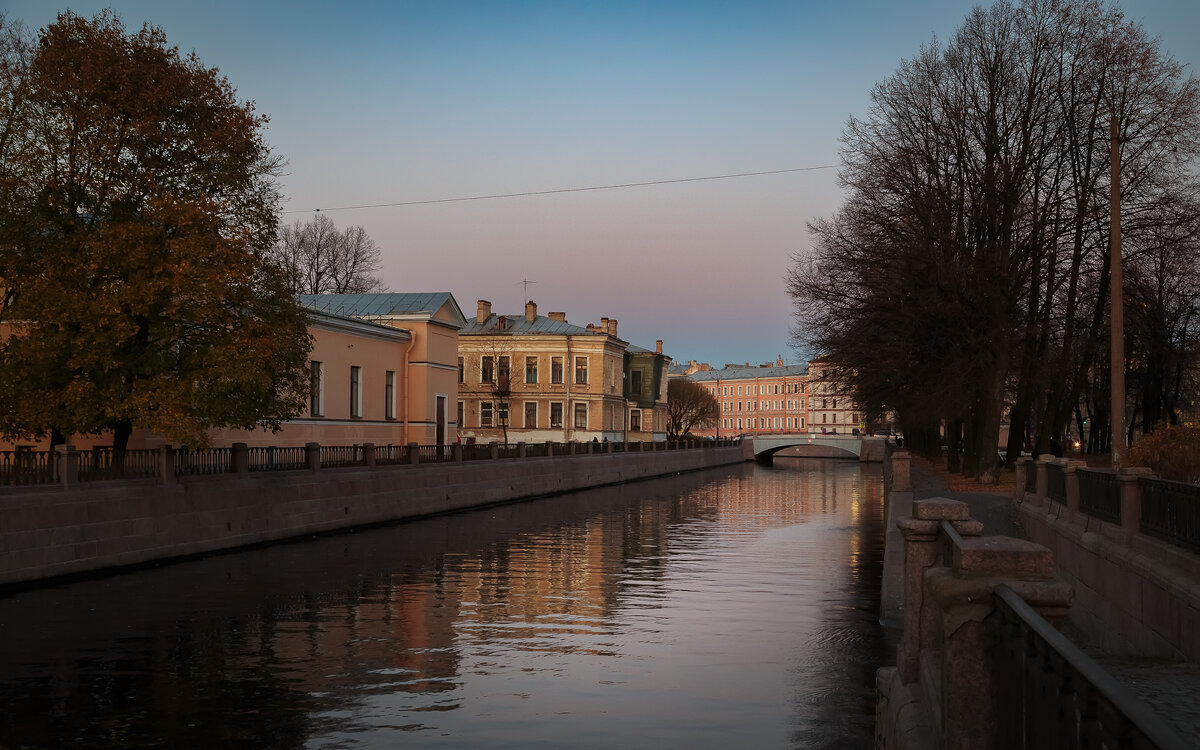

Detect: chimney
[548,312,567,322]
[600,317,609,333]
[656,340,663,354]
[607,318,617,338]
[476,299,492,324]
[525,300,537,322]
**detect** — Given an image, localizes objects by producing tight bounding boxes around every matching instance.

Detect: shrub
[1127,427,1200,484]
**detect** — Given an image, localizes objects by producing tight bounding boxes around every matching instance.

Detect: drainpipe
[565,334,572,442]
[401,332,414,444]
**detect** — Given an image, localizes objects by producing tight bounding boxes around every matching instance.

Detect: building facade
[683,361,812,438]
[1,293,466,451]
[456,300,669,443]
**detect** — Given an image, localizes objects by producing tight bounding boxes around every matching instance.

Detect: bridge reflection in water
[0,460,887,749]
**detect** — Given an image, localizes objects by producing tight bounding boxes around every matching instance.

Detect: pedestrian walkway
[909,455,1200,743]
[909,457,1023,538]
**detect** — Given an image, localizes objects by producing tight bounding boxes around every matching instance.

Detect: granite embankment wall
[1,444,750,587]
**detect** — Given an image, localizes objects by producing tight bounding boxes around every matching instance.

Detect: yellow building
[457,300,668,443]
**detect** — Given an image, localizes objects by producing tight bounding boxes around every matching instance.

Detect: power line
[283,165,839,215]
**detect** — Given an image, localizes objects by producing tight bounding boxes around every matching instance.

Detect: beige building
[457,300,669,443]
[2,293,466,450]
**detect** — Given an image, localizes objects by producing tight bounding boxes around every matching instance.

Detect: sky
[6,0,1200,367]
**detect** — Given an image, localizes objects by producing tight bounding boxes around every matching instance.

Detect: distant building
[683,360,811,437]
[456,300,668,443]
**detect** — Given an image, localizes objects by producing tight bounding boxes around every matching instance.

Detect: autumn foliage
[1127,427,1200,485]
[0,12,311,450]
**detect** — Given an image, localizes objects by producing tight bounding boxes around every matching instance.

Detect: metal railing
[78,448,159,482]
[1046,463,1066,504]
[1,438,740,488]
[417,445,455,463]
[1077,469,1120,523]
[375,444,412,466]
[176,447,232,476]
[321,445,364,468]
[1139,477,1200,553]
[0,450,57,486]
[993,584,1190,749]
[247,446,307,472]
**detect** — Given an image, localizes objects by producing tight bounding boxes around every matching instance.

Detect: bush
[1127,427,1200,484]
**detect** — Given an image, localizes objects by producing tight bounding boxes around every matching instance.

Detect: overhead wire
[283,164,839,215]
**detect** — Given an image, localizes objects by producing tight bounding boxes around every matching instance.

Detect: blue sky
[7,1,1199,366]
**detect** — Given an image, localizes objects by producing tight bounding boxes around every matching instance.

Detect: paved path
[909,460,1023,538]
[908,457,1200,744]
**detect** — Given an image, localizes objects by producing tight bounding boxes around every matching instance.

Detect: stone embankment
[0,443,750,588]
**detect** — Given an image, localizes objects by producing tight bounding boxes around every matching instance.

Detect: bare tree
[666,379,719,440]
[270,214,388,294]
[787,0,1200,480]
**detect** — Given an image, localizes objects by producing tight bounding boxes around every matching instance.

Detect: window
[309,361,324,417]
[458,357,464,384]
[524,401,537,428]
[498,402,509,425]
[498,356,511,381]
[457,401,464,427]
[738,386,742,395]
[575,356,588,385]
[526,356,538,384]
[630,409,641,431]
[551,356,564,384]
[385,370,396,420]
[737,418,743,429]
[350,366,362,418]
[630,370,642,393]
[482,356,495,383]
[481,401,494,427]
[550,402,563,428]
[574,402,588,428]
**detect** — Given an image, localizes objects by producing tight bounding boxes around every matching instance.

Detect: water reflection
[0,459,884,749]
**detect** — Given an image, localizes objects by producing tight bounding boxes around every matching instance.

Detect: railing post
[1118,467,1153,545]
[305,442,321,472]
[408,442,420,465]
[453,443,464,462]
[363,442,376,467]
[489,442,499,460]
[895,498,982,684]
[232,442,250,474]
[1014,457,1028,502]
[157,445,177,485]
[1034,457,1049,506]
[518,442,527,459]
[56,445,79,487]
[544,440,554,457]
[1064,459,1086,523]
[605,440,613,454]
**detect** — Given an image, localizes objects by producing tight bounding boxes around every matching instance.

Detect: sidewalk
[908,456,1023,538]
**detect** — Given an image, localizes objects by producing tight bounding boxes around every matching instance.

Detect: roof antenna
[519,278,536,306]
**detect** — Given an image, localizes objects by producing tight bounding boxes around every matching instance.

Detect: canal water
[0,459,887,749]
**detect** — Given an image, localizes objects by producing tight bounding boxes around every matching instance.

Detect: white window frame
[350,366,362,419]
[310,360,324,417]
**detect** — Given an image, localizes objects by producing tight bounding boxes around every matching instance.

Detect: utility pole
[1110,115,1125,468]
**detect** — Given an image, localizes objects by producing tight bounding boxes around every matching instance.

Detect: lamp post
[1109,115,1125,468]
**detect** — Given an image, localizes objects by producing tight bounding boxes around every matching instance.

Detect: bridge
[746,433,887,461]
